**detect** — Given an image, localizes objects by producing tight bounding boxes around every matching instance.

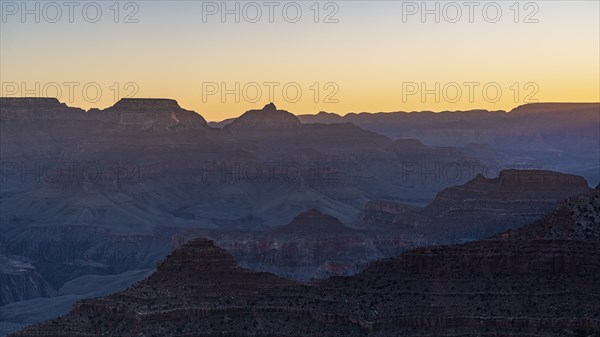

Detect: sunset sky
[1,1,599,121]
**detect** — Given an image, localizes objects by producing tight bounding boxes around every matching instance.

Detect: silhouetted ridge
[0,97,81,115]
[1,97,61,106]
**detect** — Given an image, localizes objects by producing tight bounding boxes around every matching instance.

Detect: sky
[1,0,599,121]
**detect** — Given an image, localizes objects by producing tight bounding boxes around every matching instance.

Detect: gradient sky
[1,0,598,120]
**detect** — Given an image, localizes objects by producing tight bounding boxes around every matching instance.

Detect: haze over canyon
[0,97,598,336]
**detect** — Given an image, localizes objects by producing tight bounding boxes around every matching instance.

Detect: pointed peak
[226,103,301,129]
[263,102,277,111]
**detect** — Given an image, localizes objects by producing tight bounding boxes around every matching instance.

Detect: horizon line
[1,96,599,123]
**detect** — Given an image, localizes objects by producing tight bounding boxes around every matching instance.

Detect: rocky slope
[0,255,57,306]
[11,187,600,336]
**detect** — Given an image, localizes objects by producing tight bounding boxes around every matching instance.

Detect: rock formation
[224,103,301,130]
[0,255,57,306]
[92,98,207,130]
[360,169,592,242]
[296,103,600,186]
[2,98,598,336]
[171,209,424,281]
[11,188,600,336]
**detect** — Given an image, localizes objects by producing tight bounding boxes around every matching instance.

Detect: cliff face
[12,189,600,337]
[418,169,591,240]
[360,170,592,242]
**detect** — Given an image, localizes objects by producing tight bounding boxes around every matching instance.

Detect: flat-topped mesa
[0,97,84,118]
[388,169,594,240]
[431,170,591,213]
[1,97,62,108]
[156,238,238,272]
[98,98,207,129]
[106,98,184,113]
[225,103,301,129]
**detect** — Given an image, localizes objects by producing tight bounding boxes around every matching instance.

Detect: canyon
[1,98,598,335]
[10,186,600,337]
